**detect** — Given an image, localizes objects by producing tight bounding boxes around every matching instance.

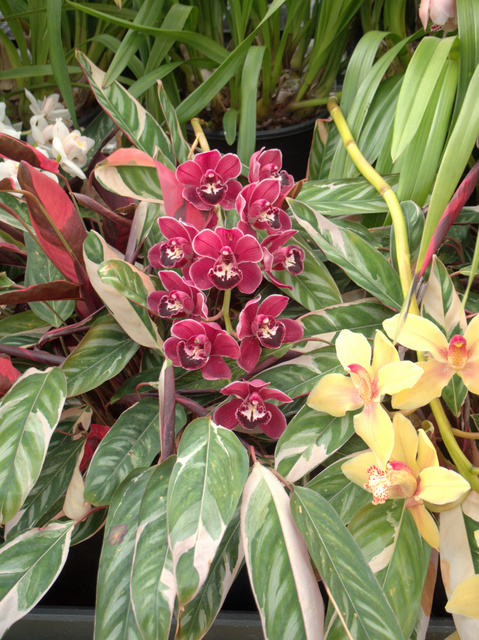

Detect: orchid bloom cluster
[307,323,471,548]
[147,148,304,439]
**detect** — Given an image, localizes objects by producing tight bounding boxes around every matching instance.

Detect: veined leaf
[0,311,50,347]
[421,256,466,338]
[0,367,66,524]
[167,417,249,606]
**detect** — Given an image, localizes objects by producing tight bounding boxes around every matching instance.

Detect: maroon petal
[201,355,231,380]
[235,393,272,430]
[256,318,285,349]
[258,294,289,317]
[177,334,212,370]
[236,262,262,294]
[193,229,223,258]
[182,185,212,210]
[158,216,193,240]
[170,318,204,340]
[281,318,304,342]
[260,404,287,439]
[236,297,260,339]
[221,180,243,210]
[159,270,188,293]
[238,336,262,372]
[259,387,292,403]
[253,178,281,204]
[220,380,251,398]
[211,331,240,359]
[235,234,263,264]
[213,398,243,429]
[215,227,242,251]
[176,160,204,186]
[208,251,243,290]
[189,257,215,290]
[164,336,180,365]
[216,153,241,180]
[194,150,222,174]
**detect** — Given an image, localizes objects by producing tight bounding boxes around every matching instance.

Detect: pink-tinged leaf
[17,162,87,284]
[0,281,81,304]
[0,133,59,173]
[0,356,21,395]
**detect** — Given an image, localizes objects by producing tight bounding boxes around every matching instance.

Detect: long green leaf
[236,46,265,163]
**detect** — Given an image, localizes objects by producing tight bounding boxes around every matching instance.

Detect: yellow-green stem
[191,118,210,152]
[222,289,233,335]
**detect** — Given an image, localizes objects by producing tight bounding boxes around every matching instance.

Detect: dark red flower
[249,147,294,193]
[190,227,263,293]
[236,295,304,372]
[214,379,292,439]
[147,271,208,320]
[261,230,305,288]
[176,150,242,210]
[236,179,292,235]
[164,319,239,380]
[80,423,111,472]
[148,217,198,274]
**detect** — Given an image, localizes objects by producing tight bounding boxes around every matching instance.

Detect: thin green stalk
[222,289,233,335]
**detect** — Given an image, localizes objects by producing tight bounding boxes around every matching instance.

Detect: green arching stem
[222,289,233,335]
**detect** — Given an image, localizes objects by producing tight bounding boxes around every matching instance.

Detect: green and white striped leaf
[346,501,430,640]
[422,256,466,338]
[0,521,74,637]
[84,231,163,351]
[241,464,324,640]
[95,467,154,640]
[61,315,139,398]
[289,199,403,310]
[290,486,405,640]
[167,417,249,606]
[157,80,190,165]
[0,367,67,524]
[94,149,164,202]
[176,507,243,640]
[275,405,355,482]
[84,398,161,506]
[130,457,176,640]
[0,311,50,347]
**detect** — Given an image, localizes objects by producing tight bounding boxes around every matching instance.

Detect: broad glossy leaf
[95,467,154,640]
[241,464,324,640]
[84,398,160,506]
[442,374,467,417]
[70,507,108,546]
[176,507,243,640]
[0,521,74,636]
[289,199,403,309]
[275,404,355,482]
[61,315,139,398]
[0,311,50,347]
[290,486,405,640]
[131,457,176,640]
[0,367,66,524]
[167,418,249,606]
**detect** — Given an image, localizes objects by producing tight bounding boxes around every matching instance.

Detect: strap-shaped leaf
[290,486,405,640]
[241,464,324,640]
[84,398,161,506]
[0,367,66,524]
[275,404,355,482]
[0,521,74,636]
[167,417,249,606]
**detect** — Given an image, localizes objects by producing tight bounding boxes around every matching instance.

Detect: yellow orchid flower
[383,313,479,410]
[306,329,423,465]
[446,574,479,619]
[342,413,471,549]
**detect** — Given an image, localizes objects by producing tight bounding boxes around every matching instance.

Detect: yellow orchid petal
[464,313,479,361]
[307,373,362,417]
[383,314,449,361]
[391,413,419,475]
[446,574,479,618]
[341,451,378,488]
[377,360,423,396]
[416,467,470,506]
[354,403,394,467]
[458,359,479,394]
[335,329,372,372]
[391,360,454,410]
[371,331,399,374]
[416,429,438,472]
[408,503,439,549]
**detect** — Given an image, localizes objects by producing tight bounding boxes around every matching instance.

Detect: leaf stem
[222,288,233,335]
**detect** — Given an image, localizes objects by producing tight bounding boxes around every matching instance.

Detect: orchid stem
[222,289,233,335]
[191,118,210,152]
[327,98,417,312]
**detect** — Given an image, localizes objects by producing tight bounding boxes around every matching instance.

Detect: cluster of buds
[147,148,304,438]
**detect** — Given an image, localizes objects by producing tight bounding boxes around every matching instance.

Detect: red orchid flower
[147,271,208,320]
[190,226,263,293]
[214,379,292,439]
[79,423,111,473]
[261,230,305,288]
[248,147,294,202]
[236,179,292,235]
[148,217,198,275]
[164,319,239,380]
[0,356,21,395]
[237,294,304,372]
[176,150,242,210]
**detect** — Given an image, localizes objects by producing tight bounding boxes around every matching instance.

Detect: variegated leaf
[0,311,50,348]
[241,464,324,640]
[275,405,355,482]
[61,315,140,398]
[167,417,249,606]
[290,486,405,640]
[0,367,67,524]
[63,444,91,521]
[130,457,176,640]
[422,256,467,337]
[0,521,74,637]
[157,80,190,165]
[84,398,160,506]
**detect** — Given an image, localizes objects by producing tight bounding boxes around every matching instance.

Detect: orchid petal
[211,332,240,359]
[213,398,243,429]
[235,234,263,264]
[258,294,289,317]
[458,359,479,394]
[201,355,231,380]
[164,337,180,364]
[238,336,261,372]
[261,404,287,439]
[260,387,292,403]
[377,360,424,396]
[391,359,454,410]
[182,185,211,210]
[222,180,243,209]
[216,227,242,249]
[158,217,196,241]
[371,331,399,373]
[391,413,419,475]
[237,298,260,339]
[176,160,204,186]
[193,229,223,258]
[464,314,479,361]
[416,429,439,472]
[353,403,394,467]
[159,270,188,292]
[335,330,372,371]
[236,262,263,294]
[416,467,470,505]
[253,178,281,203]
[189,257,215,290]
[383,314,449,361]
[170,319,203,340]
[281,318,304,343]
[446,574,479,618]
[341,451,378,488]
[216,153,241,180]
[194,150,222,174]
[307,374,362,417]
[408,503,439,550]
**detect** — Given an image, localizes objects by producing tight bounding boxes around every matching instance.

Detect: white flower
[0,159,21,191]
[50,119,94,179]
[25,89,72,127]
[0,103,22,139]
[419,0,457,32]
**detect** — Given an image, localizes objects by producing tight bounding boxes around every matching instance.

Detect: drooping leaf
[0,310,50,348]
[0,133,59,173]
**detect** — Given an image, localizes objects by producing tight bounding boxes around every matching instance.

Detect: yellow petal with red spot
[335,329,372,372]
[353,403,394,467]
[446,574,479,618]
[306,373,362,417]
[416,429,438,472]
[458,359,479,394]
[408,503,440,549]
[391,413,419,475]
[377,360,423,396]
[391,359,454,410]
[416,467,470,505]
[383,314,449,361]
[463,313,479,361]
[341,451,378,488]
[371,331,399,374]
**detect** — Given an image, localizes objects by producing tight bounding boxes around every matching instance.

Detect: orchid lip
[177,335,212,370]
[236,393,272,429]
[208,247,243,289]
[255,315,285,348]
